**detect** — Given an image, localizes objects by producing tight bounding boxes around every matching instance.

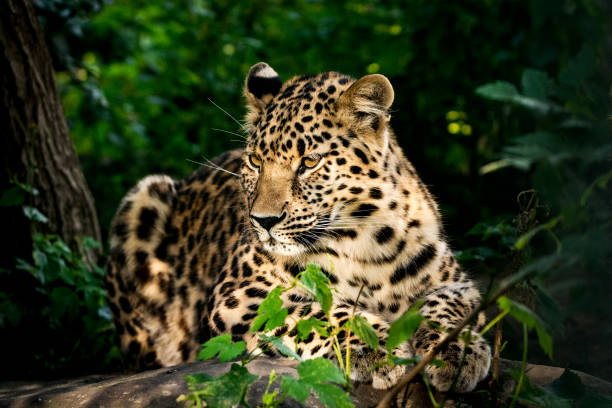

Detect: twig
[509,324,528,408]
[376,270,528,408]
[493,321,503,381]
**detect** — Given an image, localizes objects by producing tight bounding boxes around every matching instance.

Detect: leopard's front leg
[411,282,491,392]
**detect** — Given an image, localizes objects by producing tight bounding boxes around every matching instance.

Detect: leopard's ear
[244,62,283,113]
[335,74,394,137]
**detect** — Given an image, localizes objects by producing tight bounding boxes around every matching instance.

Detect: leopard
[105,62,491,392]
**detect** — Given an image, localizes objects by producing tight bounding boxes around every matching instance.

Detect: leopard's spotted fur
[105,63,491,392]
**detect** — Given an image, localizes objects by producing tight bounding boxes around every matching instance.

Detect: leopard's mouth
[261,238,307,257]
[252,212,335,256]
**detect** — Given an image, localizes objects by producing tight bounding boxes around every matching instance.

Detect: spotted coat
[105,63,491,392]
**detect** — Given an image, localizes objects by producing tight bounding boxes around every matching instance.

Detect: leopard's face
[240,65,394,257]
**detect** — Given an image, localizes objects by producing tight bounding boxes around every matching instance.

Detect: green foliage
[17,0,611,390]
[182,264,355,408]
[197,334,246,363]
[0,230,116,376]
[508,368,612,408]
[386,302,424,353]
[280,375,310,403]
[280,358,353,408]
[250,286,288,333]
[346,315,378,352]
[179,363,258,408]
[296,317,328,341]
[299,264,333,317]
[278,358,353,408]
[498,296,552,359]
[259,335,303,361]
[49,0,611,244]
[472,0,611,377]
[297,357,346,385]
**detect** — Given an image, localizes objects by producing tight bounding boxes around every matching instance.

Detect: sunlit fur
[105,64,491,393]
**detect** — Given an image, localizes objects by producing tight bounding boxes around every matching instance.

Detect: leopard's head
[240,62,397,257]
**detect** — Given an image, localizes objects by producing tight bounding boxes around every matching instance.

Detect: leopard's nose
[251,212,286,231]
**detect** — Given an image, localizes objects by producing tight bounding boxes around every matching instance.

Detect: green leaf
[476,80,561,113]
[250,286,288,332]
[429,359,445,367]
[392,356,421,366]
[480,157,532,174]
[10,179,38,196]
[184,372,214,388]
[195,334,244,363]
[386,303,424,352]
[514,216,561,250]
[0,187,26,207]
[298,357,345,385]
[521,68,553,100]
[475,81,518,102]
[49,287,78,320]
[259,335,303,361]
[300,264,333,316]
[218,340,246,362]
[549,369,585,400]
[82,236,102,250]
[346,315,378,351]
[559,45,596,87]
[296,317,329,340]
[498,296,553,358]
[23,206,48,223]
[58,266,76,286]
[581,169,612,206]
[311,383,354,408]
[281,375,310,403]
[184,363,258,408]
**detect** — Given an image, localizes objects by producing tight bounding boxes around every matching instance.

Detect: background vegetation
[1,0,610,387]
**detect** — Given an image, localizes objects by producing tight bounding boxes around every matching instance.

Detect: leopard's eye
[248,154,262,169]
[301,155,321,169]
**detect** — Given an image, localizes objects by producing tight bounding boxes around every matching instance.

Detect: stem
[245,344,272,365]
[376,271,528,408]
[493,320,503,381]
[344,284,365,385]
[332,336,345,373]
[509,324,528,408]
[422,372,440,408]
[345,327,351,385]
[478,309,509,337]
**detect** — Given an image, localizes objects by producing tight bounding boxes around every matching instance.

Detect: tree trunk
[0,0,101,268]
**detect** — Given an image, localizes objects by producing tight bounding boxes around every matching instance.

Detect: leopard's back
[105,150,246,367]
[105,63,490,393]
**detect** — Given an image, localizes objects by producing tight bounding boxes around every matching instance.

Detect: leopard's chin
[262,238,307,257]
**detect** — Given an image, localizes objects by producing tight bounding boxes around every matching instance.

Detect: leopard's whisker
[212,128,247,140]
[208,98,244,127]
[186,158,240,178]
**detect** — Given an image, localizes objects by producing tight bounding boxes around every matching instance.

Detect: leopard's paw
[350,340,413,389]
[425,333,491,393]
[372,363,406,389]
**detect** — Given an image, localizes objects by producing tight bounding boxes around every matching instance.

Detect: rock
[1,358,610,408]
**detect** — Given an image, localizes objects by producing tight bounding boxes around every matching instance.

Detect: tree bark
[0,0,101,268]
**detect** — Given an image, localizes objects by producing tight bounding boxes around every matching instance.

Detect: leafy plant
[179,263,449,408]
[0,182,117,377]
[180,256,560,408]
